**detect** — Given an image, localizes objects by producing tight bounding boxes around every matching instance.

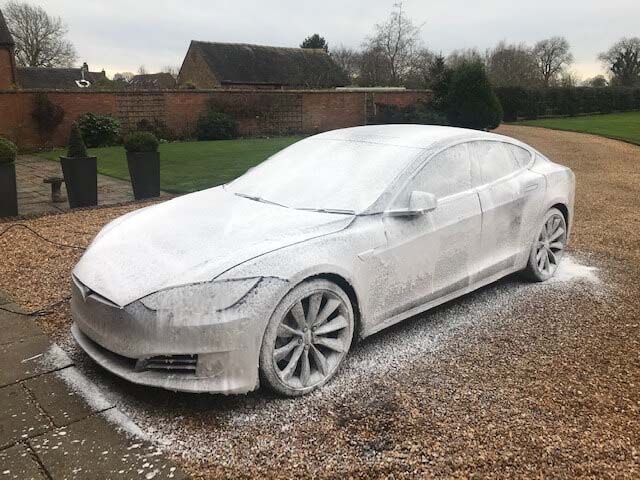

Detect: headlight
[140,278,261,313]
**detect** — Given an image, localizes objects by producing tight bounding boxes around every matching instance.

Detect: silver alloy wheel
[534,212,567,276]
[272,289,351,390]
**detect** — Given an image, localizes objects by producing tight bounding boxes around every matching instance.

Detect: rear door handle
[525,183,539,192]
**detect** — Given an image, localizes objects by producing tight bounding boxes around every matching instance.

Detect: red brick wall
[0,89,431,149]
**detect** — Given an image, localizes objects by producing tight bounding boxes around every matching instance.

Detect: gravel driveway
[1,125,639,479]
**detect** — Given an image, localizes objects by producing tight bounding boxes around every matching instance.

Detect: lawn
[516,111,640,145]
[38,136,303,193]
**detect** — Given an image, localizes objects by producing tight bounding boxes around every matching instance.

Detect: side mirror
[408,191,438,214]
[385,191,438,217]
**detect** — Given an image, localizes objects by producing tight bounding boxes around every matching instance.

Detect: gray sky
[30,0,640,79]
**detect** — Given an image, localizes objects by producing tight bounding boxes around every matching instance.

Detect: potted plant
[124,131,160,199]
[0,138,18,217]
[60,123,97,208]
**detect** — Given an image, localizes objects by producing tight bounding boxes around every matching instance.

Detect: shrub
[376,101,448,125]
[31,93,64,136]
[135,118,171,140]
[124,131,159,153]
[194,111,239,140]
[0,138,17,164]
[67,124,88,158]
[76,113,120,147]
[446,61,503,130]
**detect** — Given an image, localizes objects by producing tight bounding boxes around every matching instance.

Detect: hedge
[496,87,640,121]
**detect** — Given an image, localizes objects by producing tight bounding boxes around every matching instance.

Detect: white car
[71,125,575,397]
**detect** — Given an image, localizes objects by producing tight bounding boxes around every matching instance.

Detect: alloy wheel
[534,213,566,276]
[272,289,351,390]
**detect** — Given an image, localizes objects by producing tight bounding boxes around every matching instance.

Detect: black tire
[523,207,567,282]
[259,279,354,397]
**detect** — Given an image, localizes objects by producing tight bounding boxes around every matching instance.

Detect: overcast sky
[27,0,640,79]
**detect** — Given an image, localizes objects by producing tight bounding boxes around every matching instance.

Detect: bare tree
[137,65,147,75]
[487,41,539,87]
[405,48,434,88]
[357,44,392,86]
[446,48,484,69]
[533,36,573,87]
[3,1,76,67]
[113,72,134,82]
[330,45,360,82]
[161,66,180,79]
[598,37,640,87]
[365,2,424,86]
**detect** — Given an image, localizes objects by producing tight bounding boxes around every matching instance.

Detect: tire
[259,279,354,397]
[523,207,568,282]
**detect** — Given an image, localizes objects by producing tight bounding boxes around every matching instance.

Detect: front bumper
[71,276,288,394]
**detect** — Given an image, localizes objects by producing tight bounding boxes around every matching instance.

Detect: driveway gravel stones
[0,125,639,478]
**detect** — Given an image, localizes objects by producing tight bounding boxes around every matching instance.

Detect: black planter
[126,151,160,200]
[60,156,97,208]
[0,162,18,217]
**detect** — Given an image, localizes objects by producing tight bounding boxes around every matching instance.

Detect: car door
[371,143,482,324]
[469,141,546,282]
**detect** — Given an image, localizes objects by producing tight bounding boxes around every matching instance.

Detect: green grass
[38,136,303,193]
[516,111,640,145]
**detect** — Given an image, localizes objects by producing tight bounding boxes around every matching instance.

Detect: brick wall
[0,89,431,149]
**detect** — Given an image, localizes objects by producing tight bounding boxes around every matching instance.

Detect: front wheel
[259,279,354,397]
[523,207,567,282]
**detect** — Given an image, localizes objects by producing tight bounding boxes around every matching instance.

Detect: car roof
[312,124,519,150]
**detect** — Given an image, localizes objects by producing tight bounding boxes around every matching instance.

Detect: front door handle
[524,182,539,192]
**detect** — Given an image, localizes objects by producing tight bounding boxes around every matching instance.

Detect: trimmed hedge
[375,101,449,125]
[496,86,640,121]
[195,111,239,141]
[124,131,159,153]
[0,138,17,164]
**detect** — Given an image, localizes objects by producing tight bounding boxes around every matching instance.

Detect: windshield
[227,138,421,213]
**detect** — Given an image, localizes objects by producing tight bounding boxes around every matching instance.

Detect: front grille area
[135,355,198,373]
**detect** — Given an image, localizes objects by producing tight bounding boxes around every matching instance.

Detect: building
[0,9,16,89]
[129,72,176,90]
[0,9,106,90]
[178,41,348,90]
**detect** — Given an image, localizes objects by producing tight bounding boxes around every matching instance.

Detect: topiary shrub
[76,113,121,147]
[0,138,17,164]
[194,111,239,141]
[446,61,503,130]
[124,131,159,153]
[67,124,88,158]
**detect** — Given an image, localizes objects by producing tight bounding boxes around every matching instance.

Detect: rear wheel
[259,279,354,397]
[523,207,567,282]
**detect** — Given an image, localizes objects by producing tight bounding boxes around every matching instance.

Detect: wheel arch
[550,202,569,226]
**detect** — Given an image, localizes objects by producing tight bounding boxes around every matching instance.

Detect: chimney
[0,8,17,89]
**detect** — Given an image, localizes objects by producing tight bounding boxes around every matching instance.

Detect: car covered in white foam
[71,125,575,396]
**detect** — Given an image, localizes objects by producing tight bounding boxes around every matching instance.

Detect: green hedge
[496,87,640,121]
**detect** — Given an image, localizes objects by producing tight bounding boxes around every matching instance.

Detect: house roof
[130,72,176,90]
[189,41,348,88]
[16,67,106,90]
[0,9,14,47]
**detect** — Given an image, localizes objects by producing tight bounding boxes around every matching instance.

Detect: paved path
[0,291,187,479]
[15,156,171,217]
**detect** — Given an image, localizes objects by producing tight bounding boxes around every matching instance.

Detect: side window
[505,144,532,168]
[401,143,471,201]
[471,141,522,184]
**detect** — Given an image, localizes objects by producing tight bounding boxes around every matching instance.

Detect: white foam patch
[55,367,113,412]
[548,254,600,284]
[102,408,148,440]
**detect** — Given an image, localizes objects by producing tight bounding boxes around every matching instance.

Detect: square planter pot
[126,151,160,200]
[60,156,97,208]
[0,162,18,217]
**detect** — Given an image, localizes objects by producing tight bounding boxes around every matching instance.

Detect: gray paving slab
[0,336,72,387]
[29,413,187,480]
[0,307,44,346]
[0,443,47,480]
[0,384,51,449]
[23,367,113,428]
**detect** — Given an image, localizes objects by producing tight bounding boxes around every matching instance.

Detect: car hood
[73,187,354,307]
